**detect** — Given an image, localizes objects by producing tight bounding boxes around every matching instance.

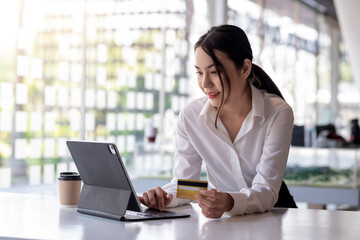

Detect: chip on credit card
[176,179,208,200]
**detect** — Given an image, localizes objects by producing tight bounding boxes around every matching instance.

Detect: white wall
[334,0,360,91]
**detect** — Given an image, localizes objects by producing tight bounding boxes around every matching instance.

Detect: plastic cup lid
[58,172,81,181]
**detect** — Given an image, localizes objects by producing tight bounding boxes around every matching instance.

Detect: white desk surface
[1,192,360,240]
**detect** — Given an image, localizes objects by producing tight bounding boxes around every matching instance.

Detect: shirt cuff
[162,183,191,208]
[166,194,192,208]
[226,192,248,216]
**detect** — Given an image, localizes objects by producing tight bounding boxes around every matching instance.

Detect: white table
[1,192,360,240]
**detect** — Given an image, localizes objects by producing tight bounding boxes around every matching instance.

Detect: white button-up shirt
[162,84,294,216]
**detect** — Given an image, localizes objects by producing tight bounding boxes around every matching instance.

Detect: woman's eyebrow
[195,64,215,69]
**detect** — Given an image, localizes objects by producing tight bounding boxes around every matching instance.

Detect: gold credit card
[176,179,208,200]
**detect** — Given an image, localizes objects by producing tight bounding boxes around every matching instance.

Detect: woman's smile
[205,91,220,99]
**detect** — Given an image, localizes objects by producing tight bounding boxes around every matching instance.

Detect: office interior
[0,0,359,212]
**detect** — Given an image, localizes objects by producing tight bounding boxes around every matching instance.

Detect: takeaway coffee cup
[58,172,82,206]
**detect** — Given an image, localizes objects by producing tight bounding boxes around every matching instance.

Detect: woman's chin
[209,100,220,108]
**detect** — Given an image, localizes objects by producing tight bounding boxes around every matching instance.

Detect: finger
[201,207,223,219]
[138,196,145,205]
[147,189,157,206]
[155,187,165,211]
[197,195,218,212]
[201,209,222,219]
[142,192,152,207]
[165,193,173,206]
[196,193,217,209]
[144,192,157,209]
[199,189,217,200]
[201,209,211,218]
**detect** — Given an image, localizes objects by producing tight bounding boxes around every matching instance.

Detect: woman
[139,25,296,218]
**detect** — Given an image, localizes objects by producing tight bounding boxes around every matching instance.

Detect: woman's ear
[242,59,252,79]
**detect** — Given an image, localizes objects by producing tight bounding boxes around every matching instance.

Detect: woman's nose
[201,73,213,88]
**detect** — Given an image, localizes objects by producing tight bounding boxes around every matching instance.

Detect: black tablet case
[66,141,141,220]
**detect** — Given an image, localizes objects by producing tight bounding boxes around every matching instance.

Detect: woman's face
[194,47,245,107]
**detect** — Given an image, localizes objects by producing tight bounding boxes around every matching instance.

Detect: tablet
[66,140,190,221]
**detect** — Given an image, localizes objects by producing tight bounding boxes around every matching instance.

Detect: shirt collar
[198,83,266,124]
[250,83,266,124]
[198,97,214,120]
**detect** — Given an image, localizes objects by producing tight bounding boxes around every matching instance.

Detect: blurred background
[0,0,359,208]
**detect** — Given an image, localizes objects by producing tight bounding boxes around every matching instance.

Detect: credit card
[176,179,208,200]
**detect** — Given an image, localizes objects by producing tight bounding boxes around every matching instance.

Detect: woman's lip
[206,92,220,99]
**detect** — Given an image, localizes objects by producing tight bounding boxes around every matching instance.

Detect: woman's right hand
[138,187,173,211]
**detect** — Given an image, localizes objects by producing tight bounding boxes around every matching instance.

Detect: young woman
[139,25,296,218]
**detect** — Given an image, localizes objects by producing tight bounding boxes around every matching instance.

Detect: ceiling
[301,0,337,21]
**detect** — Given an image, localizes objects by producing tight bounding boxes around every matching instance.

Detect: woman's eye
[196,71,203,75]
[211,71,217,74]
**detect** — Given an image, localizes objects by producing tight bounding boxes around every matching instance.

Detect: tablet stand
[77,184,131,220]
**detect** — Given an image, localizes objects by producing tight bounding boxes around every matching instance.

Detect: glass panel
[338,40,359,142]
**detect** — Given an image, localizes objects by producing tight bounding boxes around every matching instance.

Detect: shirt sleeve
[162,108,203,208]
[226,106,294,216]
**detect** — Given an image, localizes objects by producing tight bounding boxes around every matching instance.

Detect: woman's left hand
[196,189,234,218]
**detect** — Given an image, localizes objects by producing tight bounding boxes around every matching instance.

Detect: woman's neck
[221,82,252,119]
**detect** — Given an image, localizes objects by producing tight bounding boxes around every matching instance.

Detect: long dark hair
[195,25,284,128]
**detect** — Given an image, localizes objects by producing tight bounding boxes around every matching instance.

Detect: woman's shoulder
[261,91,293,118]
[252,85,292,113]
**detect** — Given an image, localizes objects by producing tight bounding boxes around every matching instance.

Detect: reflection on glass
[31,58,43,79]
[16,83,28,105]
[117,113,126,131]
[145,93,154,110]
[56,162,68,178]
[58,61,69,81]
[44,86,56,106]
[136,92,144,110]
[58,87,69,107]
[117,69,127,87]
[15,138,27,159]
[70,110,80,131]
[43,164,55,184]
[85,89,95,108]
[44,112,56,132]
[127,113,135,131]
[57,138,68,157]
[29,139,41,158]
[15,111,27,132]
[30,112,42,132]
[128,71,136,88]
[126,91,136,109]
[97,44,107,63]
[44,138,55,158]
[96,90,106,109]
[136,113,144,131]
[1,0,207,187]
[107,91,117,109]
[122,47,137,66]
[71,63,82,82]
[106,113,116,131]
[127,135,135,152]
[0,82,13,110]
[154,73,161,89]
[71,88,81,107]
[117,135,126,152]
[17,55,29,77]
[0,168,11,188]
[145,73,153,90]
[0,111,12,132]
[96,66,107,85]
[85,112,95,131]
[29,165,41,185]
